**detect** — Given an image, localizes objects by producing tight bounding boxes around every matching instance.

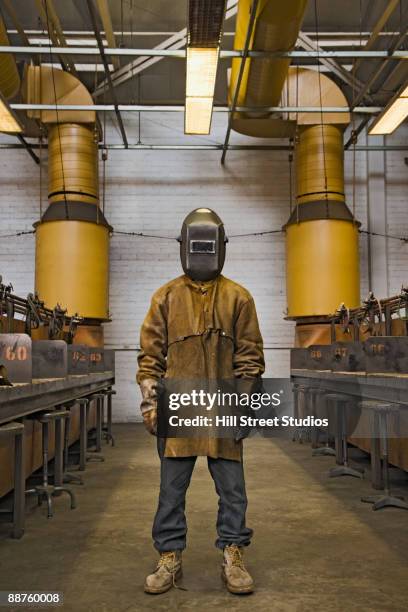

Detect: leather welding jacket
[136,274,265,460]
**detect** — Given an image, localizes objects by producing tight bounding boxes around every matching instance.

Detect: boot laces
[157,552,187,591]
[226,545,245,568]
[157,551,177,571]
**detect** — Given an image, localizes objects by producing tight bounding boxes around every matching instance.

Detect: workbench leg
[370,411,383,490]
[96,398,103,453]
[107,394,114,446]
[310,393,319,449]
[334,403,344,465]
[12,430,25,539]
[292,387,299,442]
[54,418,64,488]
[79,403,87,472]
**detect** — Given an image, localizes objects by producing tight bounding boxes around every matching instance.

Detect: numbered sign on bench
[0,334,32,383]
[364,337,408,374]
[67,345,90,375]
[89,348,104,373]
[32,340,68,379]
[331,341,366,372]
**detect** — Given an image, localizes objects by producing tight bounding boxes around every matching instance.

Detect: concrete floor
[1,425,408,612]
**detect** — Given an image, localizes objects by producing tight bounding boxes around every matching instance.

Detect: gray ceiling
[2,1,408,108]
[6,0,406,33]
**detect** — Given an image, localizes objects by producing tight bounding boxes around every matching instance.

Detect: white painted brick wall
[385,127,408,295]
[0,117,407,421]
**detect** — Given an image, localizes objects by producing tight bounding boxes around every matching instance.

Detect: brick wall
[0,116,406,421]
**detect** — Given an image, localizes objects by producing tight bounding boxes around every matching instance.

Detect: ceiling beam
[5,29,406,38]
[34,0,78,75]
[1,142,406,152]
[15,134,40,164]
[345,25,408,149]
[93,31,187,97]
[86,0,128,148]
[297,32,364,91]
[1,0,30,46]
[352,0,400,73]
[352,27,408,108]
[2,45,407,59]
[10,103,382,113]
[95,0,120,71]
[93,0,239,97]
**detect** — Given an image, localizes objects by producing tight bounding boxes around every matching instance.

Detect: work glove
[139,378,160,436]
[143,408,157,436]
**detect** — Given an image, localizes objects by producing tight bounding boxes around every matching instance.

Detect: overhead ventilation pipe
[0,14,20,99]
[23,65,110,321]
[228,1,360,321]
[228,0,307,138]
[283,68,361,318]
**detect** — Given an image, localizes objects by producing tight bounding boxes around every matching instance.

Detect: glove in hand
[143,408,157,436]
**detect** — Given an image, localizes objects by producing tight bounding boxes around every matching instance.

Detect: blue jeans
[152,453,253,552]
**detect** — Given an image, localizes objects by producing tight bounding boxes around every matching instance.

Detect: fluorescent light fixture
[185,97,214,134]
[0,93,23,133]
[186,47,219,97]
[185,46,219,134]
[369,84,408,135]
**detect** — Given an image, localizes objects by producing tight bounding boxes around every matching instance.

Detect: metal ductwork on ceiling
[0,13,20,100]
[0,12,23,133]
[282,68,361,320]
[23,65,110,322]
[228,0,308,137]
[227,1,361,326]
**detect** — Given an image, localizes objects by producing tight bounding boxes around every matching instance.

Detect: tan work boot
[144,551,183,594]
[222,544,254,594]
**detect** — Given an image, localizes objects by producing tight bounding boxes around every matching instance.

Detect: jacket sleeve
[136,295,168,413]
[233,297,265,379]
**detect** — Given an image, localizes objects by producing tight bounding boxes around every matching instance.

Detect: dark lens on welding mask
[190,240,216,254]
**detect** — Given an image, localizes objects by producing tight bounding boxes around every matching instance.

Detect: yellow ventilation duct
[35,220,110,320]
[48,123,99,205]
[23,66,110,320]
[0,14,20,100]
[23,65,95,124]
[229,0,307,138]
[283,68,360,318]
[296,124,345,204]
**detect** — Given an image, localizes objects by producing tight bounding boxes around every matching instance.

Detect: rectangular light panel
[369,84,408,135]
[185,47,219,135]
[185,97,214,134]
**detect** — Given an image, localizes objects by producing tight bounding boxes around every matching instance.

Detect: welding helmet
[178,208,228,281]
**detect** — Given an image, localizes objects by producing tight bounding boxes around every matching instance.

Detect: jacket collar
[183,274,221,292]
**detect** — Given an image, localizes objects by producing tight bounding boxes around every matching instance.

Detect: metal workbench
[0,371,115,424]
[291,369,408,406]
[291,368,408,481]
